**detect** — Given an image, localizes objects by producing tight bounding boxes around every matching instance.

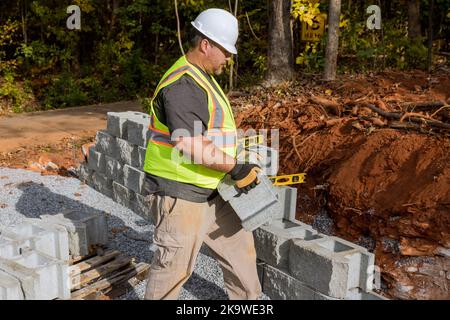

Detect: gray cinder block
[132,194,152,221]
[90,171,113,198]
[272,186,298,222]
[105,155,124,185]
[112,181,136,209]
[0,219,69,261]
[136,146,147,171]
[126,114,151,147]
[88,148,106,174]
[0,237,22,259]
[289,236,375,299]
[106,112,129,139]
[218,174,279,231]
[254,219,319,270]
[77,163,93,185]
[115,138,140,167]
[263,263,337,300]
[123,164,145,195]
[41,210,108,258]
[0,270,24,300]
[94,130,117,156]
[0,250,70,300]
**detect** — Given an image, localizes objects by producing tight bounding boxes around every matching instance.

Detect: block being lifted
[218,173,279,231]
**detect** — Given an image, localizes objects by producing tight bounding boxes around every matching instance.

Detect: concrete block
[126,114,151,147]
[88,148,106,174]
[90,171,113,198]
[289,236,375,299]
[113,181,136,209]
[116,137,140,167]
[263,263,337,300]
[77,163,93,185]
[94,130,117,156]
[106,112,129,139]
[271,186,298,222]
[41,210,108,257]
[0,250,70,300]
[136,146,147,171]
[131,193,152,221]
[105,155,124,185]
[254,219,319,269]
[217,173,279,231]
[0,270,23,300]
[0,219,69,261]
[123,164,145,195]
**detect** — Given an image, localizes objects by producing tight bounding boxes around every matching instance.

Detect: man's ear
[199,38,209,55]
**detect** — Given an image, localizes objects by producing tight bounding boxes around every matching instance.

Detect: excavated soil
[235,70,449,300]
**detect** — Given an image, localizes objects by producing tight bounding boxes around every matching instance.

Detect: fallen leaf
[74,192,82,197]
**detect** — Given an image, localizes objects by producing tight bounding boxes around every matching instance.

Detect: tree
[407,0,421,41]
[323,0,341,81]
[265,0,294,86]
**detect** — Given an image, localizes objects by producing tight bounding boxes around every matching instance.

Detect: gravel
[0,167,267,300]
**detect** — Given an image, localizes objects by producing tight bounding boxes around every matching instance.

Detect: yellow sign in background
[301,13,327,42]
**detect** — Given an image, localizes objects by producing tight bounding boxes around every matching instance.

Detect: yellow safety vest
[143,56,237,189]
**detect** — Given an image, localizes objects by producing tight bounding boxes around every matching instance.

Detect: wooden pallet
[69,248,150,300]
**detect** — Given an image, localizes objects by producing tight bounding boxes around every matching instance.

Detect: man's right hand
[229,163,261,194]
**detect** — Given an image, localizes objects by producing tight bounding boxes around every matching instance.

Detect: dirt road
[0,101,141,153]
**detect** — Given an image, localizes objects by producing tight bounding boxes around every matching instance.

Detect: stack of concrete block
[78,111,152,221]
[0,218,71,300]
[254,217,387,300]
[41,210,108,257]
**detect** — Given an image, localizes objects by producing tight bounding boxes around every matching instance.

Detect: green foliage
[42,73,88,109]
[0,71,34,113]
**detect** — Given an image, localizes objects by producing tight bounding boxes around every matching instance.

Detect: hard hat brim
[191,22,237,55]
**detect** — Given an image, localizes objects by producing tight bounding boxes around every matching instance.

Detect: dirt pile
[235,70,449,300]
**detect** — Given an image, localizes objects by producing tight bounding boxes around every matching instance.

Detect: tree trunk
[323,0,341,81]
[265,0,294,86]
[407,0,421,41]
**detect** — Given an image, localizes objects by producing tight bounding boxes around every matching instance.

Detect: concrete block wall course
[253,219,319,270]
[218,174,279,231]
[123,164,145,195]
[288,236,375,298]
[41,210,108,257]
[115,138,140,167]
[94,130,117,156]
[88,148,106,174]
[0,249,70,300]
[0,219,69,261]
[0,270,24,300]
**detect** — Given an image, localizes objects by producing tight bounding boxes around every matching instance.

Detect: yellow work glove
[229,163,262,194]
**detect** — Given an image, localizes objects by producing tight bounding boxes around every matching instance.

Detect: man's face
[204,40,232,75]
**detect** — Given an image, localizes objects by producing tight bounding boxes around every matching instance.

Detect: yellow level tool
[238,135,264,148]
[269,173,306,186]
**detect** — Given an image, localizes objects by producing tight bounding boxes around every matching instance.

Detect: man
[143,8,262,300]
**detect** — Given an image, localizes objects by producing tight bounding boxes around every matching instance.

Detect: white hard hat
[191,8,238,54]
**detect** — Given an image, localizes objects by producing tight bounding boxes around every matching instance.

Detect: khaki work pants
[144,193,262,300]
